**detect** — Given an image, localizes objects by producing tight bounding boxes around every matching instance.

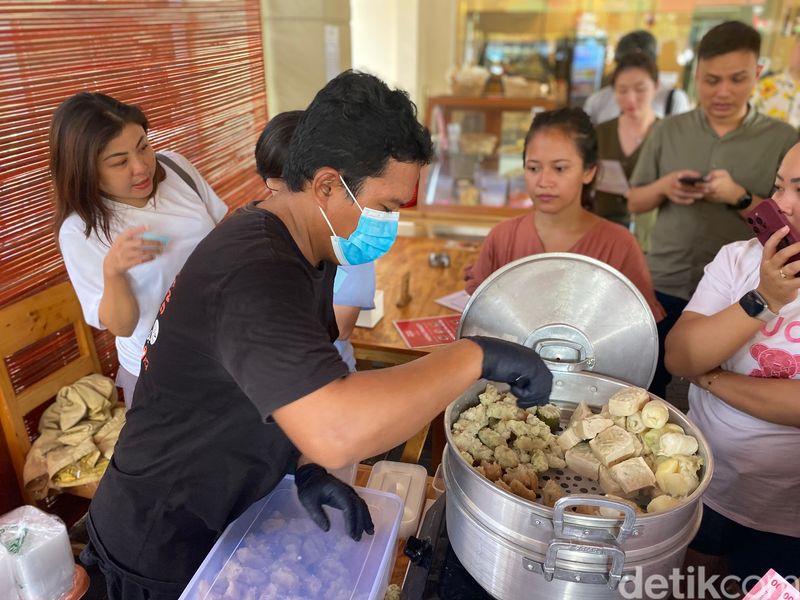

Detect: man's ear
[311,168,341,208]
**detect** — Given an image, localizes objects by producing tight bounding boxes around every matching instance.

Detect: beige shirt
[630,107,797,300]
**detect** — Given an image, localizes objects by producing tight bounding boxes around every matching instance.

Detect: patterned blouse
[752,71,800,128]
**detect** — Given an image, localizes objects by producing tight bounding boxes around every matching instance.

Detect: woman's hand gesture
[757,226,800,312]
[103,226,165,278]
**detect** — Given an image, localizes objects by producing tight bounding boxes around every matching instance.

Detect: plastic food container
[431,464,446,499]
[478,173,508,207]
[366,461,427,539]
[0,506,74,600]
[329,462,358,486]
[180,475,402,600]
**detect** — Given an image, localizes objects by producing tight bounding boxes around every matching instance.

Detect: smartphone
[678,175,707,186]
[746,198,800,266]
[141,231,169,245]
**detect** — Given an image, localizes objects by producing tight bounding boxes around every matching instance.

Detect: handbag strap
[665,88,676,116]
[156,153,200,199]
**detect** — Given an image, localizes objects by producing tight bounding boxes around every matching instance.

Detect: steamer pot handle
[552,495,636,543]
[532,339,596,372]
[542,539,625,590]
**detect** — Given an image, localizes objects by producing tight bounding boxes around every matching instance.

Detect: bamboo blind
[0,2,269,378]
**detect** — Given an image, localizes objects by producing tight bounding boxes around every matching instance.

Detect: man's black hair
[283,70,433,195]
[698,21,760,61]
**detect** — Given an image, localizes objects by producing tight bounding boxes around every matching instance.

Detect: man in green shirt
[628,21,798,398]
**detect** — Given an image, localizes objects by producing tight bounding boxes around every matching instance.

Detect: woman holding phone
[665,143,800,589]
[51,92,228,406]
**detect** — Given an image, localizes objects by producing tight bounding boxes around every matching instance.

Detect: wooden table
[351,236,479,366]
[350,236,480,464]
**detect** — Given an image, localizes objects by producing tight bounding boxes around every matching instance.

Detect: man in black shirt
[82,71,553,600]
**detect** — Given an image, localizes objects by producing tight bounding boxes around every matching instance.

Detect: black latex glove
[295,463,375,541]
[465,335,553,408]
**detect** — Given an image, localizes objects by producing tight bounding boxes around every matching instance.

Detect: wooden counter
[350,236,480,366]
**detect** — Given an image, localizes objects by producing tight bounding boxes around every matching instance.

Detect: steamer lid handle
[531,338,596,372]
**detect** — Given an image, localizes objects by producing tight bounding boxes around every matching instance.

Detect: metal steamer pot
[444,254,715,599]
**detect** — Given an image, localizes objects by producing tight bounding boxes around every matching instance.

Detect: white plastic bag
[0,506,74,600]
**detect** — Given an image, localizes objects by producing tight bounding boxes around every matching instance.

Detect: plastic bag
[0,506,74,600]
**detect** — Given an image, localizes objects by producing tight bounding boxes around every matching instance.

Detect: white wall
[260,0,352,114]
[350,0,457,116]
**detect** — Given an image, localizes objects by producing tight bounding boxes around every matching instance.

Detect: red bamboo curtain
[0,1,269,379]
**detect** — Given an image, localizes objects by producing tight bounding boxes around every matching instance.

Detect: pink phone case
[746,198,800,265]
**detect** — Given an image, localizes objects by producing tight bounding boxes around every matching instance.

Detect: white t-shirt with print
[59,151,228,376]
[686,238,800,537]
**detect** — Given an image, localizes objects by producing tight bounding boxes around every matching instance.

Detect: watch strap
[731,189,753,210]
[739,290,778,322]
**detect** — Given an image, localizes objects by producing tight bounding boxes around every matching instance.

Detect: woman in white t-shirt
[51,92,228,407]
[665,144,800,589]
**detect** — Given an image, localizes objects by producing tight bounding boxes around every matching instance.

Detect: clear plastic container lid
[180,475,402,600]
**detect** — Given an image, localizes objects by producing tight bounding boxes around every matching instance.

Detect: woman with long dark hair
[51,92,227,406]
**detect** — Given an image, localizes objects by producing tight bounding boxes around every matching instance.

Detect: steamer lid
[458,253,658,388]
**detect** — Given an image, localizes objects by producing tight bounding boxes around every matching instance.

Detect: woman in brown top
[595,53,660,252]
[464,107,664,321]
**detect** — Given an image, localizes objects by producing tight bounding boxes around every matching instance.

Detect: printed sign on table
[394,315,461,349]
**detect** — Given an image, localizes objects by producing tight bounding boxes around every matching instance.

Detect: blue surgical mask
[319,175,399,266]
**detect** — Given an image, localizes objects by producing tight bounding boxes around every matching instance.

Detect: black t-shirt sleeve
[215,262,348,420]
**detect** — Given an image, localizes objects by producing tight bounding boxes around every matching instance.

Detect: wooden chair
[0,281,103,503]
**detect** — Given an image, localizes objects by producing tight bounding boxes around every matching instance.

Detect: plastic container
[0,545,19,600]
[366,461,427,539]
[0,506,74,600]
[431,463,446,499]
[180,475,402,600]
[478,173,508,207]
[329,462,357,486]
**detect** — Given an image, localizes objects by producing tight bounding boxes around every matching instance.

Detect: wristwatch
[730,189,753,210]
[739,289,779,322]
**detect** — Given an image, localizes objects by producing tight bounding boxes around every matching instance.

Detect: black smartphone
[678,175,707,186]
[746,198,800,267]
